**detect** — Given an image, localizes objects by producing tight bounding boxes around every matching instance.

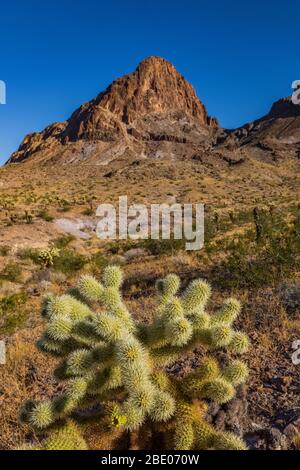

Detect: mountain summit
[6,57,300,166]
[7,57,218,165]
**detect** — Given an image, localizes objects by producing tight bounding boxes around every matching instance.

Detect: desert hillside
[0,57,299,450]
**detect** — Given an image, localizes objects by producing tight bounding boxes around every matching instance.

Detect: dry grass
[0,154,299,449]
[0,327,59,449]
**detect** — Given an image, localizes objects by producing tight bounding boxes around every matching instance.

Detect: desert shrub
[52,250,86,275]
[89,253,109,275]
[213,213,300,290]
[18,247,41,264]
[142,238,185,255]
[82,207,94,216]
[51,235,75,250]
[37,210,54,222]
[0,292,29,335]
[107,242,120,254]
[0,245,10,256]
[0,263,23,283]
[57,199,72,213]
[23,211,33,224]
[107,240,136,255]
[19,266,249,450]
[0,292,28,314]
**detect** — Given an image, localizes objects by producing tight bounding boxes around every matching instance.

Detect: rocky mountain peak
[8,56,217,163]
[62,55,215,142]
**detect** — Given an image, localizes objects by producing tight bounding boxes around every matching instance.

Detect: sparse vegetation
[0,262,23,283]
[0,245,10,256]
[0,292,29,335]
[37,210,54,222]
[52,249,86,275]
[212,210,300,290]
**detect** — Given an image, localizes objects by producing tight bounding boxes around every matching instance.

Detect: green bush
[0,245,10,256]
[142,238,185,255]
[0,263,22,282]
[53,250,86,276]
[52,235,75,250]
[0,292,29,335]
[17,247,40,264]
[37,210,54,222]
[213,213,300,290]
[89,253,109,275]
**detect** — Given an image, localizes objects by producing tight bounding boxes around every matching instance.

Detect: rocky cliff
[7,57,218,165]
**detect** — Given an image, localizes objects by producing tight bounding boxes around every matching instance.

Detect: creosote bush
[19,266,249,450]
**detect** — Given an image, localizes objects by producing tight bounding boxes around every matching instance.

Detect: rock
[31,268,51,283]
[124,248,147,262]
[54,218,96,240]
[7,57,300,168]
[279,284,300,317]
[7,56,218,165]
[268,427,288,450]
[207,384,248,437]
[283,423,299,440]
[26,287,39,296]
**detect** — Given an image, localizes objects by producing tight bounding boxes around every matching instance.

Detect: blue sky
[0,0,299,165]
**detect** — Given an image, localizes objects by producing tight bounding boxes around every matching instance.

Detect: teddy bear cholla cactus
[38,247,60,268]
[20,266,249,450]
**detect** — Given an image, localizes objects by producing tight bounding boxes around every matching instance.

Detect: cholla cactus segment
[213,431,247,451]
[199,378,235,404]
[43,295,72,319]
[102,265,123,289]
[194,357,220,381]
[188,311,210,330]
[78,275,104,302]
[19,267,250,450]
[194,420,215,449]
[150,370,172,391]
[210,325,233,348]
[156,274,180,298]
[100,287,122,311]
[223,360,249,386]
[67,377,89,400]
[66,349,94,375]
[150,392,176,422]
[121,399,146,431]
[227,331,250,354]
[173,420,194,450]
[17,421,88,451]
[94,313,124,342]
[44,422,88,450]
[162,298,184,320]
[47,315,73,341]
[182,279,211,313]
[211,298,241,326]
[111,406,127,428]
[28,401,54,429]
[166,317,193,346]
